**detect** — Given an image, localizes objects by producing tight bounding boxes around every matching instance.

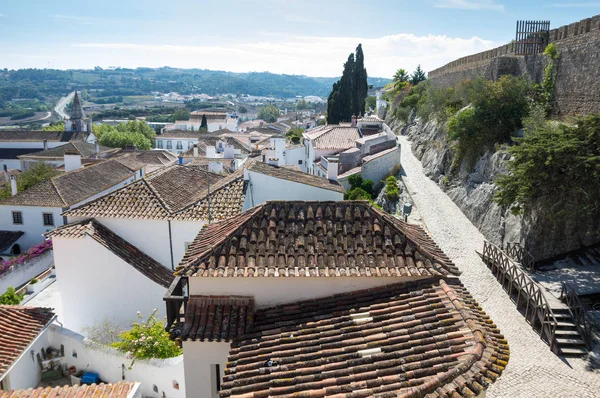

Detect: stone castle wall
[428,14,600,116]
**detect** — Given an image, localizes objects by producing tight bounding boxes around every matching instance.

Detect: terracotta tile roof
[0,306,55,377]
[115,150,178,166]
[359,115,384,123]
[184,158,236,175]
[46,219,174,288]
[0,231,24,252]
[305,125,361,150]
[18,142,118,159]
[0,131,89,142]
[220,278,509,398]
[169,296,254,342]
[0,382,138,398]
[247,162,345,193]
[176,201,459,277]
[0,160,138,208]
[362,146,400,162]
[64,165,245,222]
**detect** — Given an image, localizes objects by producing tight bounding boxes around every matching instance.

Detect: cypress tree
[353,44,368,117]
[327,81,342,124]
[338,53,355,122]
[201,114,208,128]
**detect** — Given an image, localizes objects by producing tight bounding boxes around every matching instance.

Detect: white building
[163,111,238,133]
[243,161,344,208]
[260,137,305,171]
[0,306,56,391]
[17,141,119,171]
[163,201,506,398]
[0,156,144,252]
[0,130,94,171]
[47,219,175,333]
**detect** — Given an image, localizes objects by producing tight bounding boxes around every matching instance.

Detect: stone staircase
[552,308,588,357]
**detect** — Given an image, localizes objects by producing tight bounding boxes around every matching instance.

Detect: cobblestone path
[397,135,600,397]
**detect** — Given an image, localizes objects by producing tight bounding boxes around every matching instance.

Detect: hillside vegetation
[0,67,391,104]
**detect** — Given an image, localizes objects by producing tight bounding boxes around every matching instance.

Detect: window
[166,141,172,149]
[42,213,54,226]
[176,141,183,150]
[298,160,303,165]
[12,211,23,225]
[157,140,163,149]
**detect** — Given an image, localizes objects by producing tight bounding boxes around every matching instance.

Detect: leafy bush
[495,112,600,219]
[29,277,39,284]
[112,310,182,367]
[447,76,532,171]
[0,287,24,305]
[385,176,400,202]
[0,163,60,200]
[346,174,374,199]
[285,127,304,144]
[257,105,280,123]
[94,120,155,150]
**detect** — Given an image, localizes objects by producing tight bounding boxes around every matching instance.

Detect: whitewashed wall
[361,147,401,187]
[283,146,305,170]
[242,170,343,210]
[53,237,169,334]
[47,325,184,398]
[189,276,422,308]
[0,327,50,390]
[0,159,22,171]
[0,205,64,249]
[0,250,53,293]
[181,341,231,398]
[171,221,206,268]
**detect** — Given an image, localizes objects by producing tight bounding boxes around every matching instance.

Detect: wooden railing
[505,242,535,272]
[164,276,188,332]
[560,281,592,349]
[482,241,558,352]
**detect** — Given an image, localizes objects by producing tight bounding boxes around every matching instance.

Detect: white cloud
[66,33,496,78]
[434,0,504,11]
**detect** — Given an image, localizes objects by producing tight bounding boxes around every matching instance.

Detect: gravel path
[397,135,600,397]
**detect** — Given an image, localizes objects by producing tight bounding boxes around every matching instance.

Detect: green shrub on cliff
[495,112,600,220]
[447,76,532,171]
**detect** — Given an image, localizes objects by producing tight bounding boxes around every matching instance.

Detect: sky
[1,0,599,78]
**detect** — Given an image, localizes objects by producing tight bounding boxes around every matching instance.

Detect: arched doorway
[10,244,21,255]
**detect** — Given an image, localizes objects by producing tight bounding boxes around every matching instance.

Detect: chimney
[267,157,280,167]
[64,149,82,172]
[43,139,48,151]
[326,157,339,181]
[206,146,217,158]
[193,144,199,158]
[3,165,8,182]
[351,115,357,128]
[95,141,100,157]
[208,161,223,174]
[10,176,17,196]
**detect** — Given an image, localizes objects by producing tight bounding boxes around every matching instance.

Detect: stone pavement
[397,135,600,397]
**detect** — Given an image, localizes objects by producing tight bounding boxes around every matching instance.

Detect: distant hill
[0,67,391,102]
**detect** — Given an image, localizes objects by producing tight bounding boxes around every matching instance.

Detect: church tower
[65,91,91,132]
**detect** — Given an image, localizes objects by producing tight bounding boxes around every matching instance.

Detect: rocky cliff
[388,113,599,260]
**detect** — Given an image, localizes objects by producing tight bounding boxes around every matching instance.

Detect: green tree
[257,105,280,123]
[352,44,368,117]
[238,106,248,114]
[410,65,427,86]
[42,122,65,131]
[171,108,190,122]
[393,68,409,83]
[285,127,304,144]
[112,310,182,368]
[365,96,376,112]
[495,112,600,218]
[0,287,24,305]
[0,163,59,200]
[93,120,155,150]
[201,114,208,128]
